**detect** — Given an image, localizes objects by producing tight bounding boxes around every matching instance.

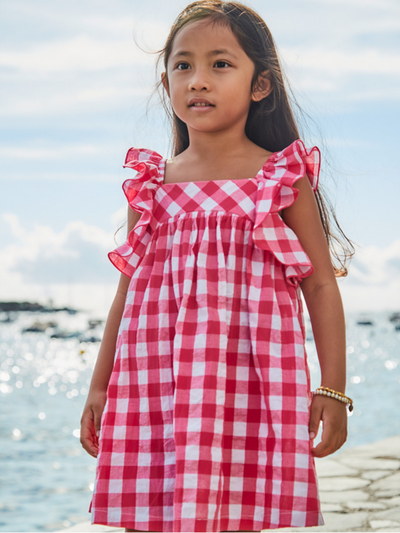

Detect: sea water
[0,310,399,532]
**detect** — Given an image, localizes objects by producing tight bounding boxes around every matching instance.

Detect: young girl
[80,2,354,531]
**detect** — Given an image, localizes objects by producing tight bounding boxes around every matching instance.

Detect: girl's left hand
[309,394,348,458]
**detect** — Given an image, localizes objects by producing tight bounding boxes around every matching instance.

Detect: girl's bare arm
[281,176,347,459]
[80,206,141,457]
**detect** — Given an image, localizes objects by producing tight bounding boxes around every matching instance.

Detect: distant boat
[356,316,374,326]
[22,321,58,333]
[78,332,102,343]
[50,330,82,339]
[88,319,104,329]
[389,311,400,330]
[50,329,102,342]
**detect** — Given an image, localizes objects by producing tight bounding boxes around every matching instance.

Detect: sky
[1,0,399,317]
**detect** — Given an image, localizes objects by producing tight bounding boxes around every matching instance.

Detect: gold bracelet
[312,386,354,412]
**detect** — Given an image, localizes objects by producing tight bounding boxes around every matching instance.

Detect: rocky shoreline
[58,435,400,533]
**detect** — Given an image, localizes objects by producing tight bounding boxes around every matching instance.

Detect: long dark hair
[154,0,354,276]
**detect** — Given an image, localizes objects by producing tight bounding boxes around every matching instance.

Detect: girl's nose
[188,70,211,91]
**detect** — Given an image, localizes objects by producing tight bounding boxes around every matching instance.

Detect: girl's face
[162,19,271,136]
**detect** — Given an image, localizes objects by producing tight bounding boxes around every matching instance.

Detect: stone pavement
[59,435,400,533]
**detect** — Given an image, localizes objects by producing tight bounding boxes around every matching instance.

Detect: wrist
[87,386,108,399]
[320,376,346,395]
[313,386,353,412]
[320,384,346,395]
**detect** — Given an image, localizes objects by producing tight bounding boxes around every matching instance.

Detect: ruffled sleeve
[108,148,163,278]
[253,139,321,287]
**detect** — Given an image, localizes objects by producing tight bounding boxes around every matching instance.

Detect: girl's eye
[214,61,230,68]
[176,62,190,70]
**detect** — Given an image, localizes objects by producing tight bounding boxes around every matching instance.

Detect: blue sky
[1,0,399,315]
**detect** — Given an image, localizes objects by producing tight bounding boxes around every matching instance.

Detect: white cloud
[268,0,400,42]
[282,48,400,77]
[0,36,150,73]
[0,213,122,285]
[338,241,400,312]
[305,0,397,10]
[2,171,124,182]
[0,79,149,117]
[0,144,105,160]
[0,211,128,316]
[347,241,400,286]
[280,46,400,105]
[111,206,128,230]
[3,213,25,238]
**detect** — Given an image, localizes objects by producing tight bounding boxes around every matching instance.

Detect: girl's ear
[251,70,273,102]
[161,72,170,97]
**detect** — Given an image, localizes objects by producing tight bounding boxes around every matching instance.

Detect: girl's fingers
[312,425,337,458]
[309,399,322,441]
[310,396,347,458]
[312,430,346,458]
[80,409,99,457]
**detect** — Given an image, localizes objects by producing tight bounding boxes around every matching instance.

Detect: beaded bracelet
[312,386,354,412]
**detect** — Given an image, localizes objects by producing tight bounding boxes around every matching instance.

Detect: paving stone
[369,471,400,491]
[385,496,400,507]
[339,435,400,459]
[375,489,400,498]
[60,523,122,532]
[346,500,387,510]
[268,511,369,532]
[320,489,369,503]
[372,436,400,460]
[315,458,358,477]
[320,503,343,512]
[338,457,400,470]
[362,470,393,481]
[315,511,369,531]
[318,475,370,492]
[372,507,400,523]
[370,519,400,529]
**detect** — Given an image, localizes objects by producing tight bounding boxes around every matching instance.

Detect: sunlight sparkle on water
[350,375,365,384]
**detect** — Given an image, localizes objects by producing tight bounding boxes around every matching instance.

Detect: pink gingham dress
[90,139,324,532]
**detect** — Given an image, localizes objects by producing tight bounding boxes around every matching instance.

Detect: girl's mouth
[188,98,215,107]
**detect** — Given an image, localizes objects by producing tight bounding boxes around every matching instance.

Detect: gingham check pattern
[90,140,324,531]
